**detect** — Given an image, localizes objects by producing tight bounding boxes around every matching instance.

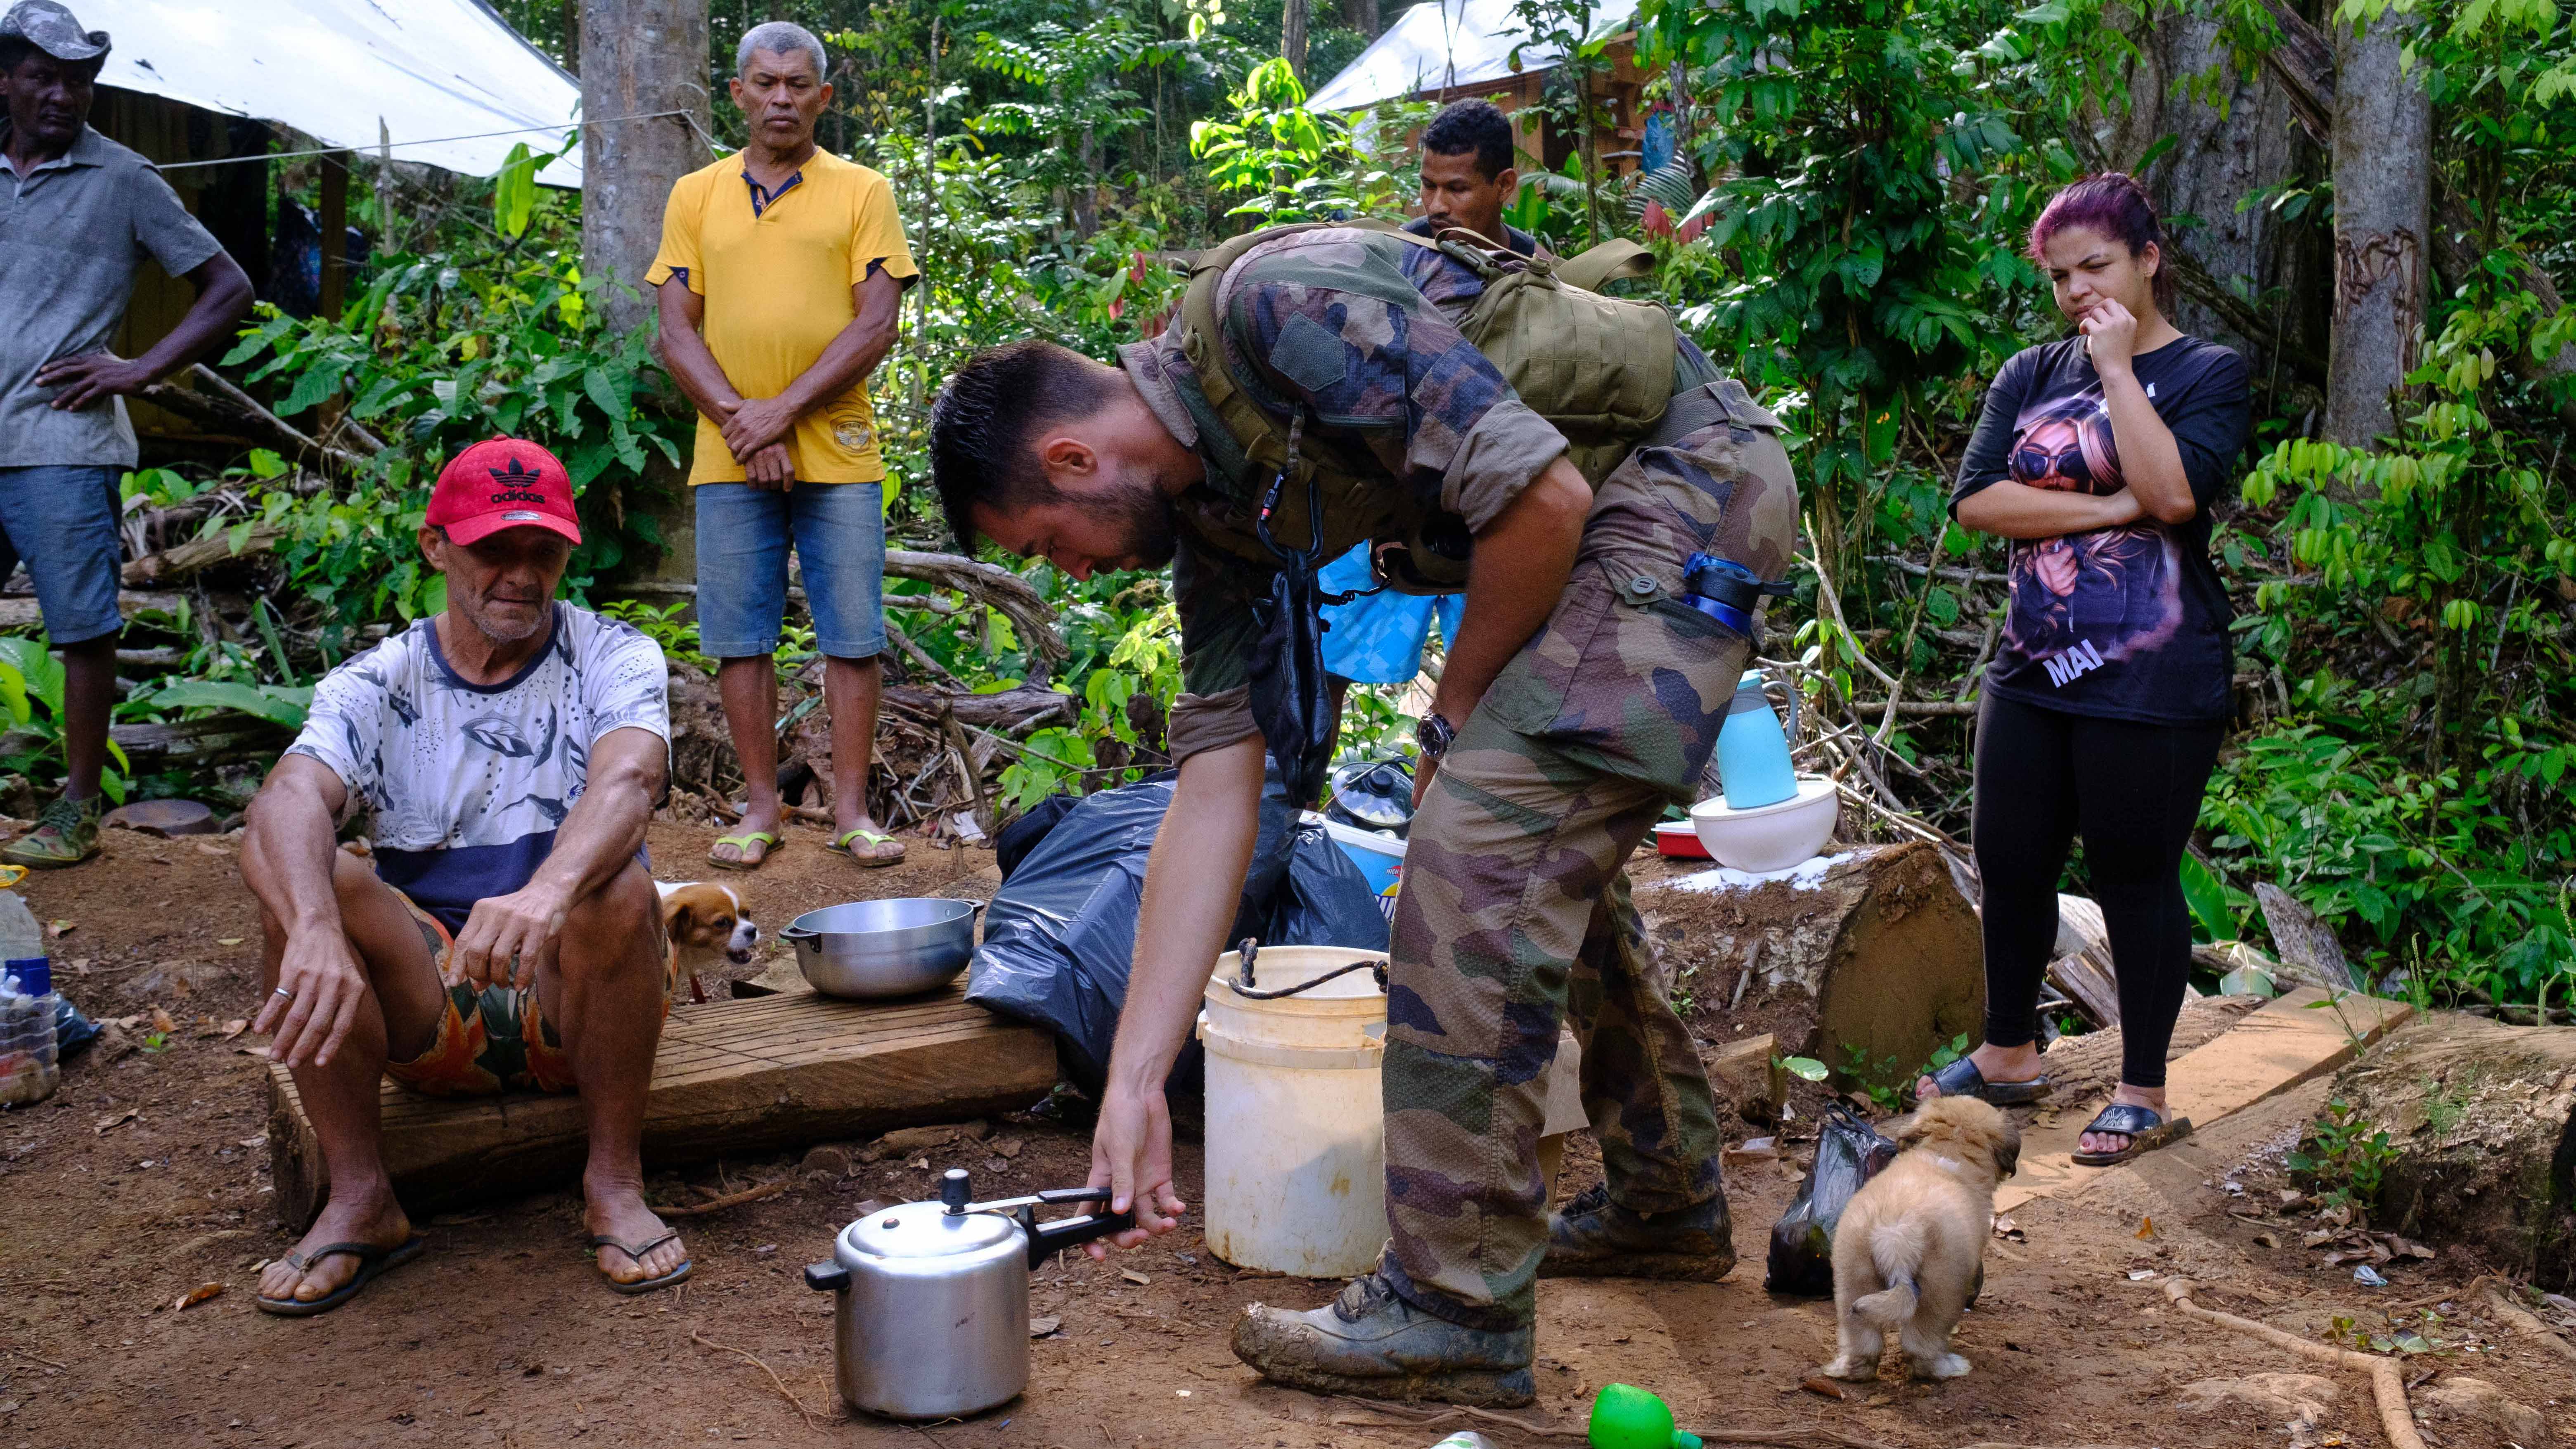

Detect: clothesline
[155,109,707,172]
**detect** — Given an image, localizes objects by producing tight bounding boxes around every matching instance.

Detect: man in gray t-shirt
[0,0,252,868]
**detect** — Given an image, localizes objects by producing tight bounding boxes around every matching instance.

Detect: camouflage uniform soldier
[930,226,1799,1406]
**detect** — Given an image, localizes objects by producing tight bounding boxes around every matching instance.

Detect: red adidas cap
[426,438,583,547]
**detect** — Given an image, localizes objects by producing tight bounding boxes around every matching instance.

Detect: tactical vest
[1174,220,1683,593]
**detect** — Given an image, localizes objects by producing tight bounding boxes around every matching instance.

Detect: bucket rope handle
[1228,938,1390,999]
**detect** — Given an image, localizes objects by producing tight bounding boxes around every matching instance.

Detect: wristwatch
[1414,712,1457,763]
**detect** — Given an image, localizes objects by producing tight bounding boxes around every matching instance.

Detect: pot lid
[842,1199,1020,1260]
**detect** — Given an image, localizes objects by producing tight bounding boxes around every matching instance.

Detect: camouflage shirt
[1118,227,1576,761]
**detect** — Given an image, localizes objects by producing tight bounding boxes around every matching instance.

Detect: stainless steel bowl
[784,898,982,1000]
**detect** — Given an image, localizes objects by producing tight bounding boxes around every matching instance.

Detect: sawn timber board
[265,985,1057,1228]
[1994,985,2411,1214]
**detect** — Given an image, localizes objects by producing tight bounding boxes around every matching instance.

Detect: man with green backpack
[929,222,1799,1406]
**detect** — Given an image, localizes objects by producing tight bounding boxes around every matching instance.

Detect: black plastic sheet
[965,761,1387,1094]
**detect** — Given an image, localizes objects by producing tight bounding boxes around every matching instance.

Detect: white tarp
[1306,0,1638,112]
[80,0,586,182]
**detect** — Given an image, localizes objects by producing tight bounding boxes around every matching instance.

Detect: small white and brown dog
[1819,1094,2021,1383]
[655,880,760,977]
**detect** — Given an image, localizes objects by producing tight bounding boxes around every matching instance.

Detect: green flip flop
[707,830,781,871]
[254,1234,428,1317]
[826,826,906,868]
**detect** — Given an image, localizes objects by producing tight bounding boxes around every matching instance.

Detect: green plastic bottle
[1588,1383,1703,1449]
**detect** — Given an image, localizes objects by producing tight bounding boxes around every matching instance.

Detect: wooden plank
[266,985,1058,1228]
[1994,985,2411,1213]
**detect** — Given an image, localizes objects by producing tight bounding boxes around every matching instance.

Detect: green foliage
[2286,1097,2398,1218]
[1189,59,1422,223]
[218,229,687,627]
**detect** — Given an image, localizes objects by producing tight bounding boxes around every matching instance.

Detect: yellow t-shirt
[646,149,919,485]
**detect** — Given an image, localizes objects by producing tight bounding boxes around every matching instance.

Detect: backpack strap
[1553,238,1655,292]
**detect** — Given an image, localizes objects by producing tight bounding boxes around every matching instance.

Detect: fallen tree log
[109,712,294,770]
[122,524,284,586]
[0,591,184,632]
[2330,1014,2576,1290]
[136,363,376,478]
[1638,841,1984,1086]
[882,681,1074,733]
[882,550,1069,682]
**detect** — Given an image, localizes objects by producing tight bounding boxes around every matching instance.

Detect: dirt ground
[2,821,2571,1449]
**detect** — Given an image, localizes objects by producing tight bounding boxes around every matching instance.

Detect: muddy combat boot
[1229,1271,1535,1407]
[1538,1183,1736,1281]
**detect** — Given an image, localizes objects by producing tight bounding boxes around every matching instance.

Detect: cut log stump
[2330,1013,2576,1289]
[1640,841,1984,1087]
[265,985,1058,1230]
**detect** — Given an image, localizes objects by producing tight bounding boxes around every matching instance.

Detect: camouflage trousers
[1378,378,1801,1330]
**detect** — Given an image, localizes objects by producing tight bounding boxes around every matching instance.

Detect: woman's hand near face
[2078,299,2142,376]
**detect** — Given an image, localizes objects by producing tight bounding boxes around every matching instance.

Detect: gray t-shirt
[0,123,225,468]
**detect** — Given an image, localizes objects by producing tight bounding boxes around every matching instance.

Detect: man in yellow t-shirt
[650,19,918,871]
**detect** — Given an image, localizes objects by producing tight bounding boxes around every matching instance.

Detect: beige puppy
[1818,1095,2021,1382]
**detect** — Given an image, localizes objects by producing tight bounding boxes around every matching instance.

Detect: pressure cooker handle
[1023,1200,1137,1267]
[804,1261,850,1293]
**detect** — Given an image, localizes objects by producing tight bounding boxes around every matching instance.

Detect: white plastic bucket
[1198,946,1390,1278]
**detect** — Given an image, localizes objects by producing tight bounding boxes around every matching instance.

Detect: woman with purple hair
[1916,174,2252,1165]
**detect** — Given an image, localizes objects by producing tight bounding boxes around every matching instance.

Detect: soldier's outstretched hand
[1085,1080,1188,1258]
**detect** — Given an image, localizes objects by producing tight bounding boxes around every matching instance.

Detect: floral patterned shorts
[380,888,673,1097]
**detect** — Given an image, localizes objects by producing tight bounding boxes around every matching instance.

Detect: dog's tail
[1854,1218,1930,1327]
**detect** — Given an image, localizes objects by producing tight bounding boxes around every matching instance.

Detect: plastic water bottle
[0,887,57,1106]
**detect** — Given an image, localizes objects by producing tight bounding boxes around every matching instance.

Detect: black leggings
[1972,692,2224,1089]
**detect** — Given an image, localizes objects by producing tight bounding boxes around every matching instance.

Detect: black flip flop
[591,1231,694,1294]
[1920,1054,2053,1105]
[254,1234,428,1317]
[2069,1101,2195,1166]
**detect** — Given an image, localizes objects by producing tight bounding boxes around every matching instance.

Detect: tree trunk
[1283,0,1312,84]
[1339,0,1381,39]
[2098,2,2323,376]
[2256,0,2576,421]
[1636,842,1986,1090]
[2324,0,2432,448]
[580,0,713,340]
[2330,1015,2576,1290]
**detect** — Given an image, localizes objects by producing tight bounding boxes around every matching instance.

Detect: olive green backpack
[1174,221,1682,579]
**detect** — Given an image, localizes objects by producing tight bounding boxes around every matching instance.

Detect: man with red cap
[238,440,686,1315]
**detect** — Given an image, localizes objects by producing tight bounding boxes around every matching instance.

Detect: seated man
[241,438,682,1315]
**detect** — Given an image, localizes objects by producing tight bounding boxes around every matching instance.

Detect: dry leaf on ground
[175,1282,224,1310]
[95,1108,138,1134]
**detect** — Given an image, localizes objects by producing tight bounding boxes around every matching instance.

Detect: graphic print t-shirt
[285,605,669,930]
[1952,334,2251,725]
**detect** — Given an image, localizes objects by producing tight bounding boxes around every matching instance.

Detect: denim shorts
[693,481,886,659]
[0,465,125,645]
[1318,544,1464,686]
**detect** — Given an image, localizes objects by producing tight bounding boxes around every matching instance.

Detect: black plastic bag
[1245,551,1339,810]
[1262,822,1391,952]
[966,760,1380,1095]
[1764,1103,1900,1296]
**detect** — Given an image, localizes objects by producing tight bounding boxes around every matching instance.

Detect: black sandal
[591,1231,694,1294]
[254,1234,428,1317]
[1919,1054,2053,1105]
[2069,1101,2194,1166]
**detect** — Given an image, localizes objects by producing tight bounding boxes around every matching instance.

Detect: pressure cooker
[804,1167,1132,1419]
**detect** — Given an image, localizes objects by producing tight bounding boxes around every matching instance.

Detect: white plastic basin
[1688,775,1839,873]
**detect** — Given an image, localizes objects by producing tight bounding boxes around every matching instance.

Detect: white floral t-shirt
[285,604,668,928]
